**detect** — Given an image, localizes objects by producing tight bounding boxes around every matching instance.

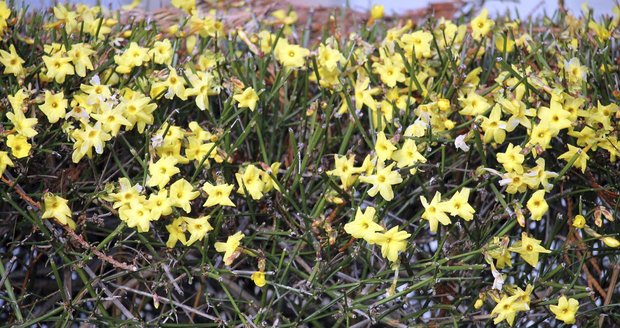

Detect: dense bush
[0,1,619,326]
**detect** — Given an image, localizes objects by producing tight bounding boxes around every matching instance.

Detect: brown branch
[562,181,604,297]
[61,225,138,272]
[110,283,219,321]
[604,265,619,306]
[583,263,607,300]
[599,264,620,326]
[1,175,41,210]
[191,283,203,322]
[83,266,136,320]
[338,237,355,253]
[1,173,137,272]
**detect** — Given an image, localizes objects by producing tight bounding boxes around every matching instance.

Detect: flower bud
[602,236,620,248]
[572,215,586,229]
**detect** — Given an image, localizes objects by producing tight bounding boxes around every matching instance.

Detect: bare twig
[83,266,137,321]
[2,173,137,272]
[110,283,220,321]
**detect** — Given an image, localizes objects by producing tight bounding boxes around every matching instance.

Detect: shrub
[0,1,619,326]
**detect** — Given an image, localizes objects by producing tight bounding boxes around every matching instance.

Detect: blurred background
[25,0,617,16]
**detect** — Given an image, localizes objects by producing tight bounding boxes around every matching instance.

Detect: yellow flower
[372,57,405,88]
[6,108,38,138]
[271,9,298,25]
[317,43,345,72]
[151,67,186,100]
[496,143,524,173]
[420,192,451,232]
[0,1,10,35]
[67,43,95,77]
[564,57,587,85]
[446,188,475,221]
[8,89,28,112]
[80,77,112,105]
[370,5,384,20]
[526,158,558,191]
[373,226,411,262]
[481,104,507,142]
[558,144,589,173]
[486,236,512,269]
[404,121,427,137]
[114,42,149,74]
[233,87,259,111]
[117,91,157,133]
[42,193,76,229]
[435,18,466,49]
[391,139,426,173]
[236,164,265,200]
[572,214,586,228]
[148,39,173,65]
[39,91,68,123]
[43,43,65,56]
[257,30,283,54]
[202,182,235,207]
[119,200,152,232]
[165,217,188,248]
[153,130,187,163]
[343,206,385,244]
[538,99,572,134]
[146,156,180,189]
[354,76,380,111]
[510,284,534,306]
[185,137,222,164]
[495,35,515,53]
[588,101,617,132]
[91,103,132,136]
[401,31,433,59]
[171,0,195,13]
[374,131,396,161]
[0,151,14,176]
[145,189,172,220]
[471,9,494,41]
[527,123,553,153]
[359,162,403,201]
[359,154,375,176]
[251,271,267,287]
[42,51,75,83]
[526,190,548,221]
[326,155,359,189]
[0,45,25,76]
[185,70,219,111]
[6,134,31,159]
[184,216,213,246]
[549,296,579,324]
[589,20,611,42]
[498,97,534,131]
[122,0,141,10]
[499,171,534,194]
[215,231,245,266]
[275,43,310,69]
[169,178,200,213]
[458,90,491,116]
[509,232,551,267]
[108,177,142,209]
[70,122,112,163]
[260,162,281,193]
[491,294,529,326]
